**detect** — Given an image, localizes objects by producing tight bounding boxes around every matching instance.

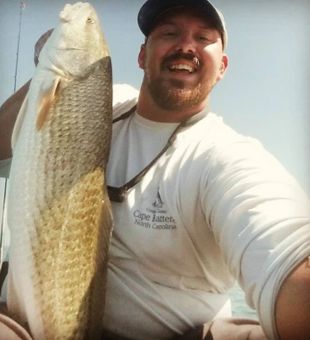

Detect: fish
[6,2,113,339]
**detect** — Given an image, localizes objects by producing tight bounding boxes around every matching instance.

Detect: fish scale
[7,3,113,339]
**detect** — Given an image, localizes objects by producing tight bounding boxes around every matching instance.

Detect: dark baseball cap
[137,0,227,49]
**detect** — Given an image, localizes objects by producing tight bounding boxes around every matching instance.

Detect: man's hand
[0,313,32,340]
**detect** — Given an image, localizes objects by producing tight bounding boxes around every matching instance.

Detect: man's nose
[175,34,196,54]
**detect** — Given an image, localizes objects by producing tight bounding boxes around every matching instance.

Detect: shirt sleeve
[203,136,310,339]
[112,83,139,118]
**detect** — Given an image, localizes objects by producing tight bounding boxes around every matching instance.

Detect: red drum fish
[6,2,113,339]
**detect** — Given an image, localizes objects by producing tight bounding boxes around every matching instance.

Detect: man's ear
[138,43,146,69]
[218,54,228,80]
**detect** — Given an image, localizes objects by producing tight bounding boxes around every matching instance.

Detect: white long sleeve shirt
[102,84,310,339]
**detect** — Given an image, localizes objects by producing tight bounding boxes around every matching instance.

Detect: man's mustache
[162,51,200,68]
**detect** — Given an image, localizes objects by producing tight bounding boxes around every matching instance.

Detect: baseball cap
[137,0,227,49]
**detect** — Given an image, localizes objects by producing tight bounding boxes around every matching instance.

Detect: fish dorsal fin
[11,93,29,149]
[36,76,62,130]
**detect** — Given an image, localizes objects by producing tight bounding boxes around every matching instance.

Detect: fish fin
[11,94,29,149]
[36,77,61,131]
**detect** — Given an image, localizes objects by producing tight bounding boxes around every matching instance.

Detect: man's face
[138,8,228,112]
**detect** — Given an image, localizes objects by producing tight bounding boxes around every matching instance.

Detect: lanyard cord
[107,106,188,202]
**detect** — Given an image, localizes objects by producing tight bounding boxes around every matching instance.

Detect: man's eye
[198,36,210,41]
[164,31,177,36]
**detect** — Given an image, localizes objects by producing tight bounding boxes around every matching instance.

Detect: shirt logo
[132,187,176,231]
[152,190,164,209]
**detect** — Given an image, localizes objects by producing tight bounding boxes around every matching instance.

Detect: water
[229,284,258,319]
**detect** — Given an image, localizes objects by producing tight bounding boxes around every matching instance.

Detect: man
[0,0,309,339]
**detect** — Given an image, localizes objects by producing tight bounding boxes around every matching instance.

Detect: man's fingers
[0,314,32,340]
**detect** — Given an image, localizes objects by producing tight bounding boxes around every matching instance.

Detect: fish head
[39,2,109,77]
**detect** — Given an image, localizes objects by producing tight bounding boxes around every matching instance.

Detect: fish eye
[86,17,94,24]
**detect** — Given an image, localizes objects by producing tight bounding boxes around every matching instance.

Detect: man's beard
[147,77,209,111]
[145,51,215,111]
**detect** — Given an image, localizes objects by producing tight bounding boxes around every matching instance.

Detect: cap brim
[138,0,226,46]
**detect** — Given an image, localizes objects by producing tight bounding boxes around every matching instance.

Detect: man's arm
[275,257,310,339]
[0,81,30,160]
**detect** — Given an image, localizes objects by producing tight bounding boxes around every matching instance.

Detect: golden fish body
[6,3,113,339]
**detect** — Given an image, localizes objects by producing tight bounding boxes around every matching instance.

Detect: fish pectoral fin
[36,77,62,130]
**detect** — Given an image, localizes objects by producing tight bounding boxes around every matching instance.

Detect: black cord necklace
[107,106,188,202]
